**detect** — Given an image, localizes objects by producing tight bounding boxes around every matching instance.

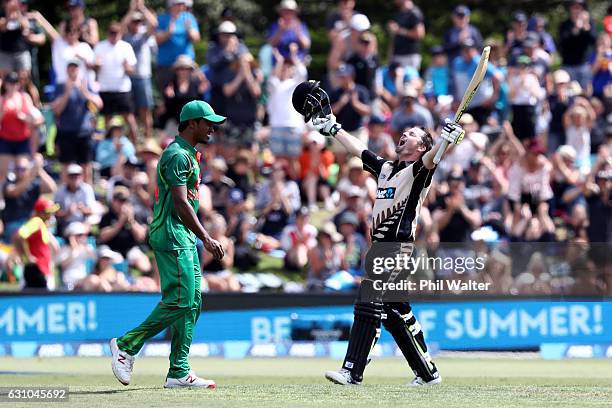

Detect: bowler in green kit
[110,100,226,389]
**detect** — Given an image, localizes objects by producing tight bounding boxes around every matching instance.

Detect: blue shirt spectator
[267,0,311,61]
[156,10,199,66]
[376,63,419,97]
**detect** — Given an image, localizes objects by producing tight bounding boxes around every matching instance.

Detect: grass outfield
[1,357,611,408]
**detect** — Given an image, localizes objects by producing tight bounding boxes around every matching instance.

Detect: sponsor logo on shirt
[376,187,396,199]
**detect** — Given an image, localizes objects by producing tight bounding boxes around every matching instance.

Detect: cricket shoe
[164,372,216,389]
[324,369,361,385]
[110,338,135,386]
[408,376,442,386]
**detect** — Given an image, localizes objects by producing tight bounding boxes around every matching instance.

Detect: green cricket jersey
[148,136,201,251]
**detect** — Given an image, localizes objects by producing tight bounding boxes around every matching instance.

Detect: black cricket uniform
[340,149,440,383]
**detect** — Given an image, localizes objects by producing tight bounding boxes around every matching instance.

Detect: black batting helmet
[291,80,332,122]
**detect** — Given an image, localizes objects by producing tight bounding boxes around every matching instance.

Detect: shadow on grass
[71,387,159,395]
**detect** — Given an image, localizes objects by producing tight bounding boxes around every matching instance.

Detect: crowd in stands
[0,0,609,295]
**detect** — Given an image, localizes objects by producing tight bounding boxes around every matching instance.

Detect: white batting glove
[312,114,342,137]
[441,119,466,145]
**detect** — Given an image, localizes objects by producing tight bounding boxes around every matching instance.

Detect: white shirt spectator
[267,64,307,128]
[57,243,96,290]
[124,31,157,79]
[507,161,554,202]
[94,39,137,92]
[52,38,94,85]
[508,72,543,106]
[565,126,591,175]
[280,223,318,252]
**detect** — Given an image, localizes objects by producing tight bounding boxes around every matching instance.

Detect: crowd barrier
[0,293,610,358]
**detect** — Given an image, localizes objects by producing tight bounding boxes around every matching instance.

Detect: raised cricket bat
[433,46,491,164]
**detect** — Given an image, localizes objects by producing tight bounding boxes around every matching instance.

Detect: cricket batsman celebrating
[110,100,226,388]
[292,81,465,386]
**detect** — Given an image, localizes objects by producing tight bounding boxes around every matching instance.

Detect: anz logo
[376,187,396,199]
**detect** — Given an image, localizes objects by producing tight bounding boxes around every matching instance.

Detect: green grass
[1,357,611,407]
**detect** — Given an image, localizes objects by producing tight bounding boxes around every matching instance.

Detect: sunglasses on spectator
[108,30,120,36]
[113,196,128,202]
[15,166,29,172]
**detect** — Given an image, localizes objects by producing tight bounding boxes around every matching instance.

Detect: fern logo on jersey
[376,187,396,199]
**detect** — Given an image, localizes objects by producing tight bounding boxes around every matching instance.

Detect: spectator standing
[19,0,46,87]
[326,0,356,44]
[558,0,597,90]
[387,0,425,70]
[547,69,573,153]
[508,56,544,140]
[345,31,379,99]
[443,5,483,64]
[267,0,310,62]
[54,164,97,236]
[59,0,99,48]
[528,14,556,55]
[31,11,95,87]
[375,61,419,112]
[0,0,34,77]
[94,22,138,142]
[328,64,371,162]
[1,153,56,242]
[14,196,60,289]
[327,13,373,76]
[206,21,248,117]
[52,61,103,182]
[121,0,158,139]
[221,53,262,152]
[390,84,434,139]
[505,11,530,66]
[452,39,501,126]
[0,72,43,184]
[267,45,307,177]
[155,0,200,90]
[423,45,449,97]
[162,55,208,135]
[257,179,292,239]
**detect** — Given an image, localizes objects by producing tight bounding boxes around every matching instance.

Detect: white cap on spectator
[278,0,299,12]
[553,69,570,85]
[65,222,88,237]
[97,245,124,263]
[557,145,577,161]
[218,21,237,34]
[350,13,370,31]
[459,113,475,126]
[168,0,186,6]
[67,163,83,175]
[131,11,144,21]
[211,157,228,172]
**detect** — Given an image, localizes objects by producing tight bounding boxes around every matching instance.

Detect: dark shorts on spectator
[100,92,134,115]
[0,139,30,156]
[56,131,93,164]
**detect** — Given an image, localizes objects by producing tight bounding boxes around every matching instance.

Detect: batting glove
[312,114,342,137]
[441,119,465,145]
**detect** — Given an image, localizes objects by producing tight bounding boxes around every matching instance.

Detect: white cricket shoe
[324,369,361,385]
[164,372,216,389]
[110,338,135,386]
[408,376,442,386]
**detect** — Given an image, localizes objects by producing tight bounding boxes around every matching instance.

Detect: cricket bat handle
[432,114,462,165]
[433,140,449,164]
